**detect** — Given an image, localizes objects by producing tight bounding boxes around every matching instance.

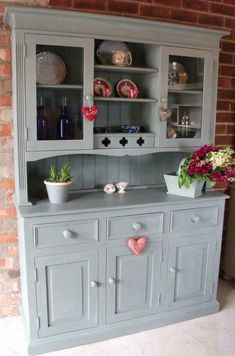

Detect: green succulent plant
[47,162,72,183]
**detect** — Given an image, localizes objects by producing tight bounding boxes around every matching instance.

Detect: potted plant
[164,145,235,198]
[44,161,72,203]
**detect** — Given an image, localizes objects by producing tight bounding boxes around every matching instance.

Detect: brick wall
[0,0,234,317]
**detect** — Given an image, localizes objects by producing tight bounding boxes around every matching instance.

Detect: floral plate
[36,51,66,85]
[116,79,139,98]
[94,77,112,97]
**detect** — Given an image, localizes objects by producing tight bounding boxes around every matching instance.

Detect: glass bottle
[56,96,72,140]
[37,97,48,140]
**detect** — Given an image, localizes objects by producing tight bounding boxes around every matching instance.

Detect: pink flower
[192,144,214,160]
[187,160,212,175]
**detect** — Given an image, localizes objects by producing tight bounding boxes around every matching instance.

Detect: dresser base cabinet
[17,189,226,356]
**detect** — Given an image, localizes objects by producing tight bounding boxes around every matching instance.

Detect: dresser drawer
[34,219,98,248]
[170,206,219,232]
[107,212,164,240]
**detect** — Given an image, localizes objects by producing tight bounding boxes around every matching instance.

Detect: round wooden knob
[90,281,98,288]
[191,215,201,223]
[108,277,116,285]
[132,222,142,231]
[63,229,72,239]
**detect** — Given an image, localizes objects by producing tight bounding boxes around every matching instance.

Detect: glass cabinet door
[158,47,213,148]
[25,34,94,152]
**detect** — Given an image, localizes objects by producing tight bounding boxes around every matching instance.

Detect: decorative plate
[36,51,66,85]
[94,77,112,97]
[116,79,139,98]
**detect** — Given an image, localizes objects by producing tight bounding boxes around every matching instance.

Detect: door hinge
[34,268,38,283]
[37,316,40,329]
[24,43,27,58]
[211,281,216,295]
[158,293,161,306]
[25,128,28,141]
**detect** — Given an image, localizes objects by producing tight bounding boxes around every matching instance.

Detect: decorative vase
[44,180,72,204]
[164,173,204,198]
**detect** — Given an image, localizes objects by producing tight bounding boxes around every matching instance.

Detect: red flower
[192,144,214,160]
[187,160,212,175]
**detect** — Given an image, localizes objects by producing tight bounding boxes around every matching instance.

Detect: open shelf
[94,96,157,103]
[94,64,159,74]
[37,84,83,90]
[168,89,203,94]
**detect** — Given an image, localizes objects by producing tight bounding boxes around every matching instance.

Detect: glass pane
[36,44,84,141]
[167,55,204,140]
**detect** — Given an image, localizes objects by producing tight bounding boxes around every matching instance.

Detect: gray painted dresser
[4,6,228,355]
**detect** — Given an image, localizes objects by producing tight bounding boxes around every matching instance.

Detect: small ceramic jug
[104,183,116,194]
[116,181,128,193]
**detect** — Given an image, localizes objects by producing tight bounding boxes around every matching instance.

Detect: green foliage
[48,162,72,183]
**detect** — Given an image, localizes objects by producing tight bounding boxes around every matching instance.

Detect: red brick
[170,9,198,23]
[140,4,171,19]
[0,108,12,123]
[218,89,234,100]
[0,64,11,77]
[7,245,18,257]
[49,0,72,7]
[8,269,20,279]
[222,41,235,53]
[219,52,233,64]
[231,78,235,87]
[215,135,235,146]
[3,79,12,94]
[0,48,11,61]
[226,124,235,135]
[5,190,14,204]
[73,0,107,11]
[108,0,138,15]
[0,180,15,190]
[152,0,181,7]
[220,65,235,76]
[0,34,10,47]
[198,14,224,27]
[217,100,230,111]
[0,233,17,244]
[225,17,235,30]
[0,207,16,218]
[0,96,11,107]
[218,76,231,88]
[216,111,235,122]
[183,0,209,12]
[210,2,235,16]
[0,123,12,136]
[216,124,226,135]
[223,0,235,4]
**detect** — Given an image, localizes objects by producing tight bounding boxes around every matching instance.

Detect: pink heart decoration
[128,237,147,256]
[82,106,98,121]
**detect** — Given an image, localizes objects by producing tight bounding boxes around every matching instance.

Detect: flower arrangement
[178,145,235,188]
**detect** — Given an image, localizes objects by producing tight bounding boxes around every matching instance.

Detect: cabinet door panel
[36,250,98,337]
[167,234,216,310]
[107,242,162,323]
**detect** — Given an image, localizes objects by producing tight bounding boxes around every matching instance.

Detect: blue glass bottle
[37,97,48,140]
[57,96,72,140]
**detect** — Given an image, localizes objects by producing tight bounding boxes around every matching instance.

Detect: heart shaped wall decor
[128,237,147,256]
[82,106,98,121]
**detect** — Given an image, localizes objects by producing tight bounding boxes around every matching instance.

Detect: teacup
[116,181,128,193]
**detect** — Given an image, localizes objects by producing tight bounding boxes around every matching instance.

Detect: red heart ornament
[82,106,98,121]
[128,237,147,256]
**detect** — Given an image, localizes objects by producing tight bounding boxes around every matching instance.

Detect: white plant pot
[164,173,204,198]
[44,180,72,204]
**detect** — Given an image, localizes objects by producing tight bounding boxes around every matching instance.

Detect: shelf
[168,89,203,94]
[94,64,158,74]
[171,104,202,108]
[37,84,83,90]
[94,97,157,103]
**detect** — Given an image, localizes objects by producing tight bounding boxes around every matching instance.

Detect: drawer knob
[169,267,177,273]
[132,222,142,231]
[108,277,116,285]
[191,215,201,223]
[90,281,98,288]
[63,229,73,239]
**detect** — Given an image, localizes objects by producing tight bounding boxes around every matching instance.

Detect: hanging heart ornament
[128,237,147,256]
[82,105,98,121]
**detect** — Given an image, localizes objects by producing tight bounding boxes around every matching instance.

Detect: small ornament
[116,181,128,193]
[128,237,147,256]
[104,183,116,194]
[82,94,98,122]
[160,97,172,121]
